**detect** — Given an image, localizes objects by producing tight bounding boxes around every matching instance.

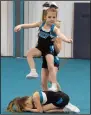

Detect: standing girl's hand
[66,38,73,43]
[14,25,22,32]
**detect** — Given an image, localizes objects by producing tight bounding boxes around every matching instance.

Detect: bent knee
[26,50,34,57]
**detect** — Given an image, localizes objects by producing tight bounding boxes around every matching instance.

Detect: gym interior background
[1,1,90,114]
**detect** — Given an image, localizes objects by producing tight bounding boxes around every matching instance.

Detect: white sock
[31,69,37,73]
[52,83,57,87]
[51,83,57,91]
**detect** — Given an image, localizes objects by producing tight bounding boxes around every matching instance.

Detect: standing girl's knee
[48,63,54,71]
[27,51,33,58]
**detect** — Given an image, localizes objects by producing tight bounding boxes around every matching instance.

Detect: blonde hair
[7,96,31,112]
[42,9,47,22]
[42,9,61,29]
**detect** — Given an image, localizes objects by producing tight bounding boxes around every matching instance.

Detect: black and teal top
[38,21,57,40]
[36,22,57,56]
[39,91,69,108]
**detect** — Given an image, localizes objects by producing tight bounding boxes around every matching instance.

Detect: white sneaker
[26,72,38,79]
[64,102,80,113]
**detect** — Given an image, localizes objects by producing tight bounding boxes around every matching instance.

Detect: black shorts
[42,56,60,69]
[53,91,70,108]
[43,91,70,108]
[36,44,55,56]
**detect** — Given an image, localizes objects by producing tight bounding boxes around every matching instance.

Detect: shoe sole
[26,76,39,79]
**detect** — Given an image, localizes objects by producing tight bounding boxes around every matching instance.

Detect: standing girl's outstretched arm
[14,22,42,32]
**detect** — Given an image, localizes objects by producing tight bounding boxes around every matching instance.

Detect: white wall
[1,1,8,56]
[7,1,13,56]
[1,1,13,56]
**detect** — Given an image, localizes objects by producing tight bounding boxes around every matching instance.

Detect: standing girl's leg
[48,67,61,91]
[26,48,42,78]
[41,68,49,91]
[45,54,58,91]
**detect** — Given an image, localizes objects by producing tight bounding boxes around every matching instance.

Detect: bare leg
[45,54,57,83]
[45,109,64,113]
[48,67,61,91]
[48,67,58,83]
[42,103,63,112]
[26,48,42,78]
[27,48,42,69]
[45,54,58,91]
[41,68,49,91]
